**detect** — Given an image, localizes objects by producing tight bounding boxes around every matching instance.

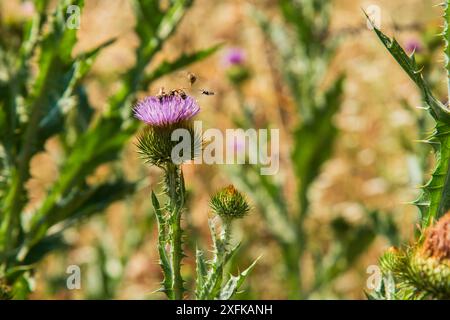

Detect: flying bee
[187,72,197,86]
[200,89,215,96]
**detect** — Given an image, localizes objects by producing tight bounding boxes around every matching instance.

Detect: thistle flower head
[210,185,250,222]
[421,212,450,261]
[224,48,246,66]
[134,91,202,166]
[223,48,250,86]
[133,94,200,127]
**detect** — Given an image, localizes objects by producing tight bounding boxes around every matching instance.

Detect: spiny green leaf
[197,240,242,300]
[38,38,116,145]
[21,178,136,259]
[195,247,209,299]
[368,13,450,227]
[151,191,173,299]
[27,118,136,239]
[218,256,260,300]
[367,14,450,123]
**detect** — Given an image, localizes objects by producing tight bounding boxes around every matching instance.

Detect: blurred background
[0,0,445,299]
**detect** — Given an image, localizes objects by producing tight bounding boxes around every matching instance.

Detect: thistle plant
[134,92,256,300]
[385,213,450,299]
[372,213,450,299]
[398,28,445,191]
[367,1,450,299]
[0,0,219,299]
[224,48,250,87]
[196,185,257,300]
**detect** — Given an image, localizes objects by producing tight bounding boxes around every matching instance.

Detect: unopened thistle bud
[378,213,450,299]
[407,213,450,298]
[133,92,201,166]
[383,213,450,298]
[209,185,250,222]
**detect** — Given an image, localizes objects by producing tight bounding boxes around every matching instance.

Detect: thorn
[413,139,439,145]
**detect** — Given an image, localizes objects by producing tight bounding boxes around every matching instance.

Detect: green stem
[165,163,185,300]
[197,219,231,300]
[151,191,173,298]
[221,221,232,251]
[281,242,302,299]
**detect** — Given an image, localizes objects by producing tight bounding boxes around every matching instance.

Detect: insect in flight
[199,89,215,96]
[187,72,197,86]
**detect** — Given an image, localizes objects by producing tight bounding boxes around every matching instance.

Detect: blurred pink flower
[21,1,35,17]
[405,39,422,54]
[224,48,246,66]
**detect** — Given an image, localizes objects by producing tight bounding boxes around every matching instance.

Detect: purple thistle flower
[133,94,200,127]
[405,39,422,54]
[224,48,246,66]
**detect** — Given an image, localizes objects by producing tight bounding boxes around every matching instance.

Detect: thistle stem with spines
[165,163,185,300]
[196,219,232,300]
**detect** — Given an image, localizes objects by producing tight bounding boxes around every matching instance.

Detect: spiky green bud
[209,185,250,222]
[379,247,406,274]
[379,213,450,299]
[409,212,450,298]
[136,122,201,167]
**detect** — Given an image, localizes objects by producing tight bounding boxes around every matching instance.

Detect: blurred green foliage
[225,0,398,299]
[0,0,218,299]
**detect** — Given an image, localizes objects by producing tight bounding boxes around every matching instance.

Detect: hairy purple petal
[133,95,200,126]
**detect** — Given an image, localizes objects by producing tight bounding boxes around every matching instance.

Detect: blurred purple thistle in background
[405,39,422,54]
[224,48,246,66]
[21,1,35,17]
